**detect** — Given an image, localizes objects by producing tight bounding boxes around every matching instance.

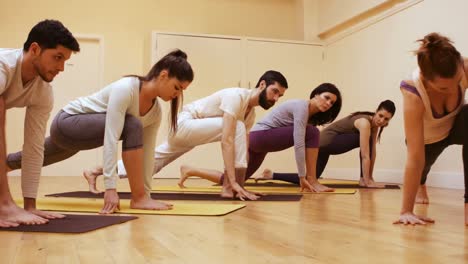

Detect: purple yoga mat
[0,214,137,233]
[45,191,303,201]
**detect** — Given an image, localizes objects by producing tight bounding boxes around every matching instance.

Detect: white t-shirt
[63,77,162,191]
[0,48,53,198]
[182,87,256,131]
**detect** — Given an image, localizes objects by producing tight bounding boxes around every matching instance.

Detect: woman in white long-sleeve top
[7,49,194,214]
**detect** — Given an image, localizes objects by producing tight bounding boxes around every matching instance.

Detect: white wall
[317,0,387,32]
[322,0,468,188]
[1,0,313,176]
[302,0,321,42]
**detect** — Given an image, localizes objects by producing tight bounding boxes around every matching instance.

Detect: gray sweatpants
[7,110,143,169]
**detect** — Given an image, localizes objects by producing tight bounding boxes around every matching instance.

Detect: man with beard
[0,20,79,227]
[88,70,288,200]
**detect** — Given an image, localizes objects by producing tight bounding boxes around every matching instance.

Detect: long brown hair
[128,49,194,134]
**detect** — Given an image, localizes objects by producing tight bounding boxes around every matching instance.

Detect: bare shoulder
[401,78,415,87]
[402,89,424,116]
[354,117,371,131]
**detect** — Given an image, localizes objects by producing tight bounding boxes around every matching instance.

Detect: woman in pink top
[396,33,468,225]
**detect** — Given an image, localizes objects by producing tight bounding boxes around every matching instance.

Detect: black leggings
[273,133,372,183]
[420,105,468,203]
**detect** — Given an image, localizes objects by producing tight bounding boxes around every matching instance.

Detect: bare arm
[369,129,378,178]
[354,118,372,180]
[394,88,434,225]
[0,97,6,178]
[400,90,425,213]
[246,133,249,162]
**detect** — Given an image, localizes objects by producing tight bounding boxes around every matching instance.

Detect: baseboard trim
[323,168,464,189]
[8,168,464,189]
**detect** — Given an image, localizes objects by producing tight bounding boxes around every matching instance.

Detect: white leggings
[118,112,248,176]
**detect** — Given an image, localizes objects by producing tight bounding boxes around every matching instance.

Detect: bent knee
[121,115,143,150]
[305,125,320,148]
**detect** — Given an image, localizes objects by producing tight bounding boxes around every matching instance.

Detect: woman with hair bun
[7,49,194,214]
[395,33,468,225]
[255,100,396,189]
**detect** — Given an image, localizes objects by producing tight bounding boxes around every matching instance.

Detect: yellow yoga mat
[320,179,359,184]
[152,185,356,194]
[243,179,359,185]
[15,198,245,216]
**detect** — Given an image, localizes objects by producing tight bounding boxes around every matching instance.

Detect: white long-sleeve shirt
[63,77,161,192]
[0,48,53,198]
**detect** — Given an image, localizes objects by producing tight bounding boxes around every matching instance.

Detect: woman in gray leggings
[7,49,194,214]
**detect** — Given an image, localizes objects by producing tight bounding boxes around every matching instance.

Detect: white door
[7,37,104,176]
[152,33,243,177]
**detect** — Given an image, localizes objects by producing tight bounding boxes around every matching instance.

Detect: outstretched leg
[252,168,274,182]
[178,165,223,188]
[83,166,103,194]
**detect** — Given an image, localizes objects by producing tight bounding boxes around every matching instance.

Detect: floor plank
[1,176,466,264]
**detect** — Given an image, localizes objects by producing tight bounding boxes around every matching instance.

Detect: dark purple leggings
[273,133,371,184]
[220,125,319,183]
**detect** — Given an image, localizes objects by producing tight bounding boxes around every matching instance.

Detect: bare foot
[234,191,263,200]
[221,181,234,198]
[252,168,273,183]
[130,197,173,210]
[0,219,19,228]
[27,209,65,220]
[232,184,260,201]
[0,203,48,225]
[359,178,385,188]
[415,185,429,204]
[83,167,103,194]
[178,165,191,188]
[310,181,334,192]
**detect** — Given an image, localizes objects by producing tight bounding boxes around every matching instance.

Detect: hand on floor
[393,212,434,225]
[101,189,120,214]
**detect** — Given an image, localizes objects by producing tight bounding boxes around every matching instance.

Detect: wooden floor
[1,176,467,264]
